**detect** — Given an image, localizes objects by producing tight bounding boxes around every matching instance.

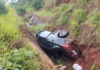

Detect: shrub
[0,48,40,70]
[62,14,70,25]
[61,4,68,12]
[87,11,100,26]
[87,11,100,40]
[32,0,44,10]
[16,7,26,15]
[71,9,86,23]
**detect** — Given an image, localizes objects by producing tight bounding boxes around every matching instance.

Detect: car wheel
[58,30,69,38]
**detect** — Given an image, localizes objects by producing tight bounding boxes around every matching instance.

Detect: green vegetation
[29,25,46,33]
[70,9,86,36]
[0,7,46,70]
[15,0,44,15]
[87,11,100,26]
[91,61,96,70]
[90,61,100,70]
[0,7,20,52]
[43,0,60,10]
[16,7,26,15]
[0,48,40,70]
[61,4,68,12]
[32,0,44,10]
[0,0,8,15]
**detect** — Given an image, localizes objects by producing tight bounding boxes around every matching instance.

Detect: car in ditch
[36,29,82,60]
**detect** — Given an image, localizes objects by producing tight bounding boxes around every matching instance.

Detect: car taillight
[61,44,69,49]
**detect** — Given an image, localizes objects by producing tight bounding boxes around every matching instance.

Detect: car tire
[58,30,69,38]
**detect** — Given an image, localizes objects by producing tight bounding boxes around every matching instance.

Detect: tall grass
[70,9,86,36]
[43,0,58,10]
[0,7,21,53]
[0,7,47,70]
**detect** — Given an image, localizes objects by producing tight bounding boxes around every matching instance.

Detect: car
[36,29,82,60]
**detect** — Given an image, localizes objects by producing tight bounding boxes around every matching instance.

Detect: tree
[32,0,44,10]
[0,0,7,14]
[16,7,26,15]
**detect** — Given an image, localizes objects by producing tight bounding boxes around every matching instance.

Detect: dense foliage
[15,0,44,15]
[16,7,26,15]
[32,0,44,10]
[0,48,39,70]
[0,7,44,70]
[0,0,8,15]
[0,7,20,52]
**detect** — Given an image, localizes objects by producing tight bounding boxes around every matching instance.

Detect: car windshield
[47,33,66,45]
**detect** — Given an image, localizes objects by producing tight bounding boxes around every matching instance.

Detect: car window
[45,42,53,48]
[39,37,53,48]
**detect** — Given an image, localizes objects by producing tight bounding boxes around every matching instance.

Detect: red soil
[66,48,100,70]
[80,51,100,70]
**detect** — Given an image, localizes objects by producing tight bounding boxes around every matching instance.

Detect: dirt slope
[26,35,55,69]
[19,25,55,69]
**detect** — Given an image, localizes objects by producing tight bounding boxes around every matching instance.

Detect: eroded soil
[63,47,100,70]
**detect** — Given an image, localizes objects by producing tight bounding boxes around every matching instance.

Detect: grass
[0,7,47,70]
[26,7,35,12]
[35,3,72,27]
[29,24,46,34]
[70,8,86,36]
[91,61,96,70]
[43,0,58,10]
[90,61,100,70]
[0,7,21,52]
[87,10,100,27]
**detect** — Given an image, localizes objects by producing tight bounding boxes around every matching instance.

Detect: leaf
[0,57,2,61]
[13,62,17,68]
[14,68,19,70]
[17,65,22,68]
[6,62,12,67]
